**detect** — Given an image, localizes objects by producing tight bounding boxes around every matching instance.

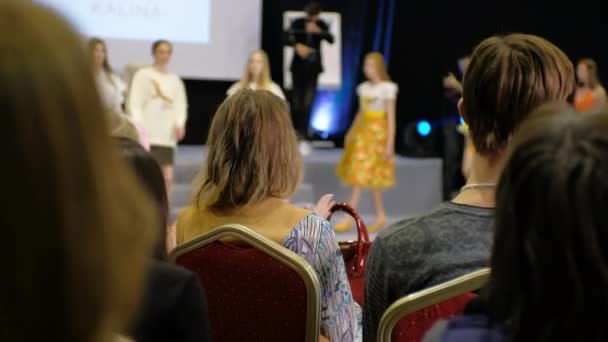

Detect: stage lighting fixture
[417,120,432,136]
[400,120,440,157]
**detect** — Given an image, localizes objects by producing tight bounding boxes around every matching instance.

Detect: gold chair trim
[169,224,322,342]
[377,267,491,342]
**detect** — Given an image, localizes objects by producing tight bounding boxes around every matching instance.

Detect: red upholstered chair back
[170,224,321,342]
[377,268,490,342]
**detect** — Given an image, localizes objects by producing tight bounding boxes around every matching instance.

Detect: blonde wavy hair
[239,50,273,90]
[0,2,155,341]
[193,89,302,212]
[366,52,391,81]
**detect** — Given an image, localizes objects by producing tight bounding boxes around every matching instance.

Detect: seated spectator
[425,103,608,341]
[117,138,210,342]
[0,2,155,341]
[363,33,575,341]
[176,89,361,341]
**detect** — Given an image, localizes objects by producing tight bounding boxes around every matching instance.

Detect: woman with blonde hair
[176,89,361,341]
[0,2,155,341]
[226,49,285,100]
[336,52,398,232]
[574,58,607,113]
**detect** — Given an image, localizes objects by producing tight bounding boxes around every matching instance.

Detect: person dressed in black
[117,138,210,342]
[285,2,334,141]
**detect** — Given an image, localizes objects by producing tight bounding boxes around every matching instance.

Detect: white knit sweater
[127,67,188,148]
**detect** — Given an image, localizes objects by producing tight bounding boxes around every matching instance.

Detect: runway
[172,145,443,240]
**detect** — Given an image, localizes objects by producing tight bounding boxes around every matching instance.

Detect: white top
[226,81,286,100]
[127,67,188,148]
[96,71,126,113]
[356,81,398,112]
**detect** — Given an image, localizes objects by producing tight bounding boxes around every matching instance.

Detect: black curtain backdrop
[390,0,608,126]
[183,0,608,146]
[182,0,379,145]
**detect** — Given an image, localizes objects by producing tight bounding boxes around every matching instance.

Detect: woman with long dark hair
[118,138,210,342]
[425,103,608,341]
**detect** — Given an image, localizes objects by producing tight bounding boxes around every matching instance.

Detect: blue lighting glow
[460,117,465,125]
[310,90,337,134]
[417,120,432,136]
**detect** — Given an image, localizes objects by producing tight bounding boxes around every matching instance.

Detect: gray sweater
[362,202,494,341]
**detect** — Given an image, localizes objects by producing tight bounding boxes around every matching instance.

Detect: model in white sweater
[127,40,187,198]
[127,66,187,148]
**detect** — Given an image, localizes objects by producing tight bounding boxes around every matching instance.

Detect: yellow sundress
[336,81,398,189]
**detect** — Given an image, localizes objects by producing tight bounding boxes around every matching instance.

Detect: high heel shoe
[368,219,387,233]
[334,222,352,232]
[333,218,352,232]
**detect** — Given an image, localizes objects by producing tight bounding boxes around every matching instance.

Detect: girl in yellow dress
[335,52,397,232]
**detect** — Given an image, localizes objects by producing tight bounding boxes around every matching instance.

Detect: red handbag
[329,203,371,305]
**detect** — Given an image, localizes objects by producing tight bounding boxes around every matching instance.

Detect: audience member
[0,2,155,341]
[176,89,361,341]
[227,49,285,100]
[363,33,575,341]
[117,138,210,342]
[574,58,607,113]
[425,103,608,342]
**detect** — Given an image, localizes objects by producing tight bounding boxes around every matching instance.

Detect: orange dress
[574,88,596,113]
[336,81,397,189]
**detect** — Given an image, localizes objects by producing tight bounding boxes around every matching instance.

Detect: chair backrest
[170,224,321,342]
[377,268,490,342]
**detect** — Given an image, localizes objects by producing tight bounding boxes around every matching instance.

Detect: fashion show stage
[172,146,443,240]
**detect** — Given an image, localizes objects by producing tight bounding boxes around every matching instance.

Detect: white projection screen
[36,0,263,80]
[283,11,342,90]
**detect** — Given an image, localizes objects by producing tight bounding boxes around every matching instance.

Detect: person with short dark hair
[425,103,608,342]
[363,33,575,341]
[127,39,188,199]
[284,1,334,142]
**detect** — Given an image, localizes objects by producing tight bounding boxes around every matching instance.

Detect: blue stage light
[417,120,431,136]
[310,91,336,134]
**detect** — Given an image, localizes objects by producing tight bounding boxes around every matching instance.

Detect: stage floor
[172,146,443,240]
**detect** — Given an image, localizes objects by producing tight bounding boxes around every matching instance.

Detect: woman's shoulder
[268,82,286,99]
[148,260,195,284]
[382,80,398,88]
[288,213,334,241]
[382,80,398,91]
[134,66,154,77]
[269,81,284,92]
[357,81,371,91]
[143,261,199,307]
[226,82,243,96]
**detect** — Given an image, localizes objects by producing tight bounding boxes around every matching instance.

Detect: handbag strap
[329,203,369,274]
